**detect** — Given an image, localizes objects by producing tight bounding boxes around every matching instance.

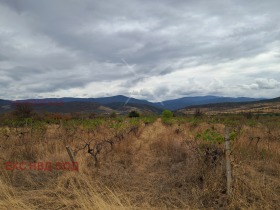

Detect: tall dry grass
[0,118,279,209]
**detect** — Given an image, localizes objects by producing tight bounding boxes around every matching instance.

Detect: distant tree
[13,102,33,119]
[243,112,253,119]
[162,110,173,118]
[128,110,140,118]
[194,108,203,117]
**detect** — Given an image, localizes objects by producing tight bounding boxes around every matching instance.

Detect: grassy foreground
[0,115,279,209]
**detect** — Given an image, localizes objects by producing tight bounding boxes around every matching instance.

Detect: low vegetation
[0,112,279,209]
[128,110,140,118]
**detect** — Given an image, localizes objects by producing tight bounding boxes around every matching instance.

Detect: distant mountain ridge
[14,95,154,106]
[177,96,280,115]
[0,95,272,114]
[181,96,280,110]
[0,96,162,114]
[0,99,11,106]
[154,96,264,110]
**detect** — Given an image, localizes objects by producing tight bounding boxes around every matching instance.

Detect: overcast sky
[0,0,279,101]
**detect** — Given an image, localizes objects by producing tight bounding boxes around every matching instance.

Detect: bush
[194,108,203,117]
[243,112,253,119]
[110,112,117,118]
[12,102,33,119]
[128,111,140,118]
[161,110,174,125]
[162,110,173,118]
[195,129,224,143]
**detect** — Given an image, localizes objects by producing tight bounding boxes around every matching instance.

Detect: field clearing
[0,116,279,209]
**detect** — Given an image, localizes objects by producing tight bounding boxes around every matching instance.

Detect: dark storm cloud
[0,0,280,100]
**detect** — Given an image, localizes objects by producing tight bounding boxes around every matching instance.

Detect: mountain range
[178,97,280,115]
[0,95,270,114]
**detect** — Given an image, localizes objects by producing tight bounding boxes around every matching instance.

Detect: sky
[0,0,279,102]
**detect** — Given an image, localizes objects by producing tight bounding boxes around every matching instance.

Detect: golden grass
[0,118,279,209]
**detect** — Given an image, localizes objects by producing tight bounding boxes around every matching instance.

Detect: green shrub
[229,131,237,141]
[195,129,224,143]
[141,116,157,125]
[162,110,173,118]
[246,119,257,127]
[161,110,174,125]
[128,111,140,118]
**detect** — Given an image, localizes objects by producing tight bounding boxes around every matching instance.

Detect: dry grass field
[180,102,280,115]
[0,116,279,209]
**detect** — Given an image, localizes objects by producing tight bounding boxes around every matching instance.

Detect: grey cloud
[154,86,170,97]
[241,78,280,90]
[0,0,280,100]
[255,78,280,89]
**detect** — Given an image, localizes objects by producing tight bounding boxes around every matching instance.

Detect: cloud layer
[0,0,279,101]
